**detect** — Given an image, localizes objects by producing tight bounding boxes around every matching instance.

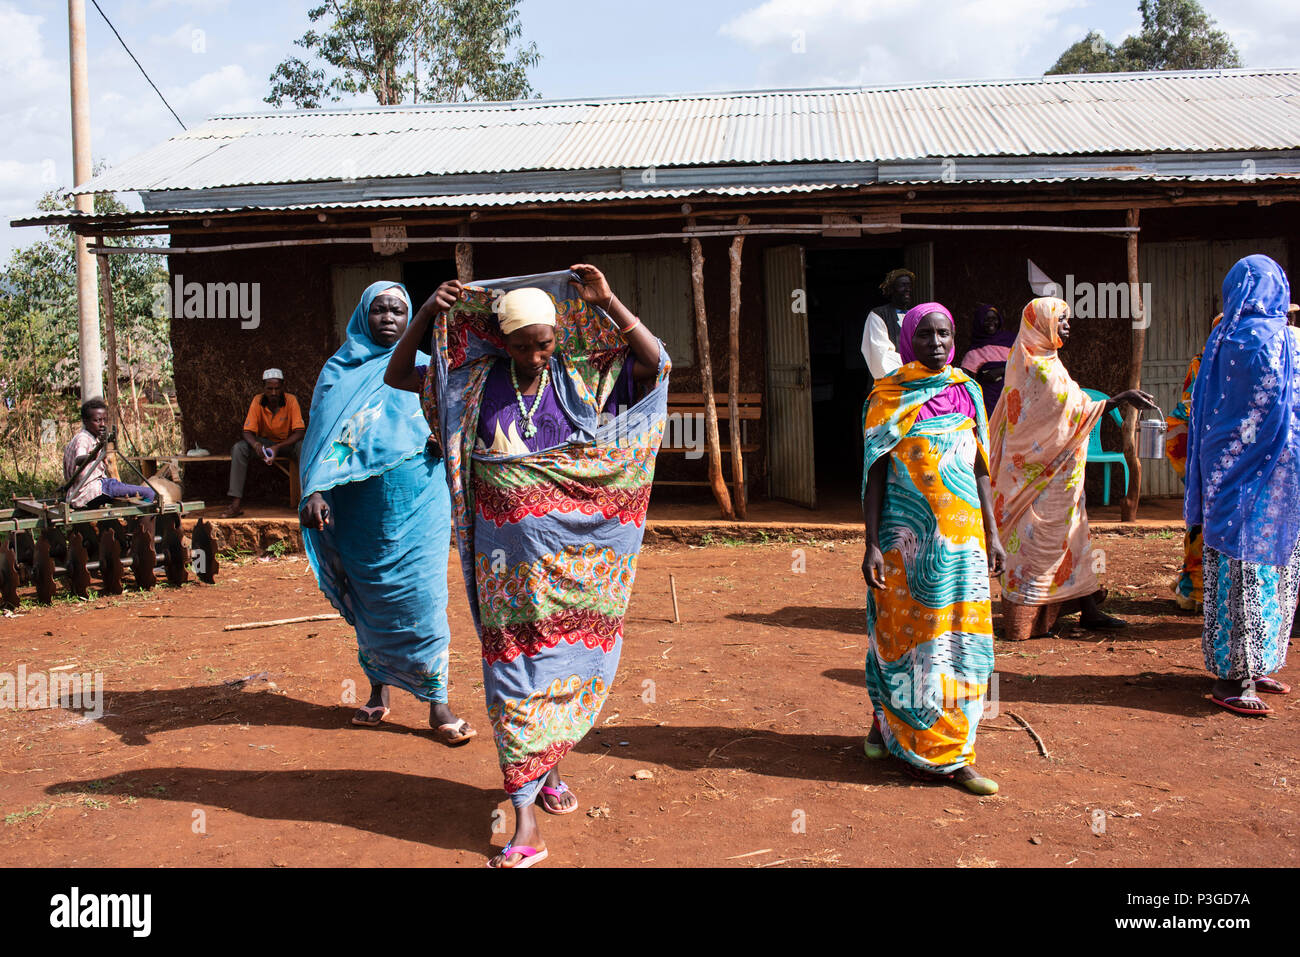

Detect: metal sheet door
[764,245,815,507]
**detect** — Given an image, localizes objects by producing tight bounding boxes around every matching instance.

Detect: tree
[1047,0,1241,75]
[266,0,539,108]
[0,187,172,489]
[1046,31,1127,75]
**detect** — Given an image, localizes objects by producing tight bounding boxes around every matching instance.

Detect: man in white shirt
[860,268,915,387]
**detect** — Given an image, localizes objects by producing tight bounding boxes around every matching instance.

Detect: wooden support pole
[455,223,473,282]
[727,215,749,519]
[688,222,733,519]
[96,242,121,480]
[1121,208,1145,523]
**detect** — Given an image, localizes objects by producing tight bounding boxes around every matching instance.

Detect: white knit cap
[262,368,283,381]
[497,288,557,336]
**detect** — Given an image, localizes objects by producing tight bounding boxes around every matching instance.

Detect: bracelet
[618,316,641,336]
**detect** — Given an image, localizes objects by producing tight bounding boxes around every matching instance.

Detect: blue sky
[2,0,1296,259]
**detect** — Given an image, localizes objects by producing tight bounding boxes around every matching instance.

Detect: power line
[88,0,187,130]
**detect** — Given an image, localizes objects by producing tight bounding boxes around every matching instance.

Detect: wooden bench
[130,453,301,507]
[656,392,761,494]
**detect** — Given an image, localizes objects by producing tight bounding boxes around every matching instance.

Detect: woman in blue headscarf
[1187,255,1300,716]
[299,281,474,744]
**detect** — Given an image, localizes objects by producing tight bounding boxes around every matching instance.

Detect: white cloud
[721,0,1092,86]
[1207,0,1300,68]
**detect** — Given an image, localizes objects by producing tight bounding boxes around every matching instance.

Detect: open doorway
[805,247,907,499]
[403,259,457,355]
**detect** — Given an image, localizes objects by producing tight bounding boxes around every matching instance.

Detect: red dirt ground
[1,531,1296,868]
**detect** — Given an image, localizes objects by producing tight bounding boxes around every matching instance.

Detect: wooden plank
[668,392,763,403]
[1121,208,1143,523]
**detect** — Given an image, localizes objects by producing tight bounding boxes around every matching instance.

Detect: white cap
[262,368,283,381]
[497,288,557,336]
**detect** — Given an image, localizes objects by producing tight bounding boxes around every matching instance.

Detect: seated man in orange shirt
[222,369,306,517]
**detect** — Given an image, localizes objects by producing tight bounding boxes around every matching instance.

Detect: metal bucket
[1138,408,1167,459]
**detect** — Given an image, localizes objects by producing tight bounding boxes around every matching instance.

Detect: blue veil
[300,281,431,499]
[1186,255,1300,567]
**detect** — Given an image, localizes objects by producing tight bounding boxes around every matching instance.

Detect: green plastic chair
[1082,388,1128,506]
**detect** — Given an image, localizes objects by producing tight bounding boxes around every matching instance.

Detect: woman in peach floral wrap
[988,298,1155,640]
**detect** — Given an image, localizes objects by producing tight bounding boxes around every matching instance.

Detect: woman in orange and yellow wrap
[861,302,1005,795]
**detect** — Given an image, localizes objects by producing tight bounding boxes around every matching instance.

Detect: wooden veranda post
[95,243,122,479]
[455,223,473,282]
[687,220,733,519]
[1121,208,1144,522]
[727,215,749,519]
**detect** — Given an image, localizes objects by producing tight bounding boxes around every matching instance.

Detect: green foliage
[0,185,173,489]
[1047,0,1242,75]
[266,0,539,109]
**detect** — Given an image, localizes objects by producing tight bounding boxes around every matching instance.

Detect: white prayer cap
[497,288,557,336]
[262,368,284,381]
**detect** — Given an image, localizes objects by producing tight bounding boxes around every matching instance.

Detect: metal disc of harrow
[34,536,56,604]
[97,522,125,595]
[14,530,34,581]
[161,515,188,587]
[0,542,19,610]
[131,515,158,590]
[66,531,92,599]
[191,518,218,584]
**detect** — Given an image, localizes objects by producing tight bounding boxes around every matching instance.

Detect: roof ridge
[208,67,1300,122]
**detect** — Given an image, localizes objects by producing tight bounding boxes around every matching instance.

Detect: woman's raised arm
[385,280,463,393]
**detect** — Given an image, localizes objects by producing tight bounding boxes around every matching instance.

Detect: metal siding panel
[764,245,815,507]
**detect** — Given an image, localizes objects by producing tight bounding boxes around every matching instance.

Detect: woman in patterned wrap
[988,298,1155,640]
[1186,255,1300,716]
[387,265,668,867]
[861,302,1004,795]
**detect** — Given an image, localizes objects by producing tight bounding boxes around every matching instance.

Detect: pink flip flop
[1209,693,1273,716]
[538,781,579,815]
[486,843,548,869]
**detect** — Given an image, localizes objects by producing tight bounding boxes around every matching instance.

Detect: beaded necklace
[510,360,550,439]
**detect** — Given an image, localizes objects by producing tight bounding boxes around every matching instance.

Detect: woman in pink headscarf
[989,298,1155,641]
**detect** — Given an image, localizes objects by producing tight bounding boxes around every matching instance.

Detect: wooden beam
[1121,207,1145,523]
[727,215,749,519]
[688,222,733,519]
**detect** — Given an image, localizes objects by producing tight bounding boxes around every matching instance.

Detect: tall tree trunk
[1121,207,1145,522]
[688,227,733,519]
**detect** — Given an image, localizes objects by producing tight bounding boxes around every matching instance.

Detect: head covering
[899,302,956,365]
[988,297,1107,540]
[893,301,977,422]
[1186,255,1299,566]
[498,287,558,336]
[970,303,1017,349]
[299,281,430,501]
[878,268,916,295]
[863,363,987,485]
[262,368,283,381]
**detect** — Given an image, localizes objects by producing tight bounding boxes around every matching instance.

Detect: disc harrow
[0,497,218,609]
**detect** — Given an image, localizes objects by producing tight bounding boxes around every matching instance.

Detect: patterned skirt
[1202,534,1300,681]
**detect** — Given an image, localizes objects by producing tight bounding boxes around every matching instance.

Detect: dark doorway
[402,259,456,355]
[805,247,906,497]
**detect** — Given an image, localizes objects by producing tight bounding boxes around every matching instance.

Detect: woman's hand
[1108,389,1158,412]
[427,280,464,314]
[299,492,331,531]
[862,542,887,589]
[569,263,613,307]
[986,534,1006,577]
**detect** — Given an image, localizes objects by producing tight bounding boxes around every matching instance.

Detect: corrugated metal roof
[73,69,1300,198]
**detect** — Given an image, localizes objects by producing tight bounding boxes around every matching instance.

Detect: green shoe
[863,736,888,760]
[960,774,999,796]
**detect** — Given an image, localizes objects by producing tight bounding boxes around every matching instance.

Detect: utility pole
[68,0,103,402]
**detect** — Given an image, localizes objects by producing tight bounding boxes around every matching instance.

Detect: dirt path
[1,532,1295,867]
